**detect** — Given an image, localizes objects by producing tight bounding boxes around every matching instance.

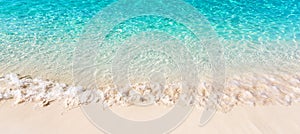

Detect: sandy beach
[1,72,300,134]
[0,100,299,134]
[1,0,300,134]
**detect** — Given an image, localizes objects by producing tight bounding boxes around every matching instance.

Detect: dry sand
[0,100,299,134]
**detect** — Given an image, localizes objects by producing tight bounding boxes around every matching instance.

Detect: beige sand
[0,101,299,134]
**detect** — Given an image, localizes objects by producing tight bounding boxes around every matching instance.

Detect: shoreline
[1,71,300,112]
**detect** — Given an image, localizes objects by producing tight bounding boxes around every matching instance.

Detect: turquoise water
[0,0,300,82]
[1,0,299,42]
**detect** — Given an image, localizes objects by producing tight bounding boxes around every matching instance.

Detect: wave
[1,72,300,112]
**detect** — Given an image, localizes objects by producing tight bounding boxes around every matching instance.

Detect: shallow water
[1,0,299,78]
[0,0,300,109]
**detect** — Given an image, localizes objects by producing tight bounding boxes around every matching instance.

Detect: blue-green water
[1,0,299,42]
[0,0,300,82]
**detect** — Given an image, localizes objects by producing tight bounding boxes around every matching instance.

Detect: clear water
[0,0,300,83]
[1,0,300,111]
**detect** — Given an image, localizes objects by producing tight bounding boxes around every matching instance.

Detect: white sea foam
[0,73,300,112]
